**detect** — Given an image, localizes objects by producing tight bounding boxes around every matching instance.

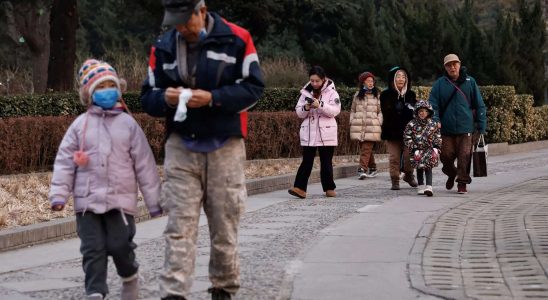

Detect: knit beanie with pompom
[77,59,126,106]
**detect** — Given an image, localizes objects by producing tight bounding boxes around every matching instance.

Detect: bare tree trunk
[48,0,78,92]
[2,1,51,94]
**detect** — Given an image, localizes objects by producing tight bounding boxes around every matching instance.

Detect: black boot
[161,296,186,300]
[211,288,232,300]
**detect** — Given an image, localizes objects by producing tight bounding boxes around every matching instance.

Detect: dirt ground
[0,156,360,230]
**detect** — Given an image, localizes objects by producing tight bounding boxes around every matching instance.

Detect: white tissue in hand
[174,89,192,122]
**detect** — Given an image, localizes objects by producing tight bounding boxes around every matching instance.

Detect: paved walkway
[0,148,547,299]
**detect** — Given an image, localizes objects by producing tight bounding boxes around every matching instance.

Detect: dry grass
[0,173,73,228]
[0,157,361,230]
[261,57,309,88]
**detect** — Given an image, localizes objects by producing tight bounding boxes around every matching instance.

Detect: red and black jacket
[140,12,264,139]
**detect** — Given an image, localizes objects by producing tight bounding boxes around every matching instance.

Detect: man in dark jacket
[140,1,264,299]
[428,54,486,194]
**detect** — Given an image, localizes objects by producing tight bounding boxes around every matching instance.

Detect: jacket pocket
[74,176,91,197]
[300,125,310,144]
[319,125,338,145]
[114,169,138,195]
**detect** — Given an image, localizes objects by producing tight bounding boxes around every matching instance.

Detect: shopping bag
[473,134,487,177]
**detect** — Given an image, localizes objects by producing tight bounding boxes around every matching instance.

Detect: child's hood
[414,100,434,118]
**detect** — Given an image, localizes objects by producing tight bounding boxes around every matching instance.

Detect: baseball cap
[443,54,461,65]
[162,0,201,26]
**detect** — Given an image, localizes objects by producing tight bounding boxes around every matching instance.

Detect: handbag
[472,134,488,177]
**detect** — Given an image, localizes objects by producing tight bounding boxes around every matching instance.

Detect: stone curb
[0,161,389,252]
[1,139,546,252]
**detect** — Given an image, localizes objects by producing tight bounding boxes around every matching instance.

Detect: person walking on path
[428,54,487,194]
[349,71,383,180]
[288,66,341,199]
[403,100,442,196]
[140,0,264,299]
[380,66,418,190]
[49,59,162,300]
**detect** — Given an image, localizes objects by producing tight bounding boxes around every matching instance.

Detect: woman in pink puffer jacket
[288,66,341,199]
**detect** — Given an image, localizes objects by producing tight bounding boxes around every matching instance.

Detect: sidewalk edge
[1,139,546,252]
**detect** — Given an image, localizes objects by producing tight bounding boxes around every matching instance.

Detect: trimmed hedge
[0,114,165,174]
[252,87,356,111]
[0,84,545,175]
[0,112,387,175]
[0,87,358,117]
[0,92,144,118]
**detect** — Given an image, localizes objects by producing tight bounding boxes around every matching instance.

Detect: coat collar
[154,12,234,55]
[87,105,124,116]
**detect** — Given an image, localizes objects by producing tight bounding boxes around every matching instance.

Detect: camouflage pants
[159,135,246,298]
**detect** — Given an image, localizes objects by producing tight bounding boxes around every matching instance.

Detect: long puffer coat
[349,91,383,142]
[49,106,161,216]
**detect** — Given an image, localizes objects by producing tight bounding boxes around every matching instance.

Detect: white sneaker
[424,185,433,197]
[365,168,378,178]
[357,167,367,180]
[417,185,426,195]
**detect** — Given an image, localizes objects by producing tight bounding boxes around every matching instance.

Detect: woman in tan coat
[349,72,383,179]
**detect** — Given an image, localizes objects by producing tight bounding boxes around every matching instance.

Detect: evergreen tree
[516,0,546,105]
[346,0,382,84]
[77,0,163,58]
[208,0,287,45]
[294,0,363,84]
[403,0,451,84]
[375,0,409,83]
[452,0,494,84]
[491,12,520,85]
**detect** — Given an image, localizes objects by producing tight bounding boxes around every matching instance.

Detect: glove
[51,200,65,211]
[413,150,421,161]
[433,148,440,158]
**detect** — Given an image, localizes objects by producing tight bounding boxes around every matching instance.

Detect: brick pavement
[409,177,548,299]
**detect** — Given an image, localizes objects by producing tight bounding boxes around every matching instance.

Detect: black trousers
[76,209,138,296]
[293,146,336,192]
[417,168,433,186]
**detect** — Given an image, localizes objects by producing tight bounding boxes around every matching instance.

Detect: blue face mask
[92,88,120,109]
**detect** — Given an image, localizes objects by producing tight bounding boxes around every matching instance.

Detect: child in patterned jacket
[403,100,442,196]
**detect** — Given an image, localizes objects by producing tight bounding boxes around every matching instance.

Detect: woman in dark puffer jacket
[379,66,418,190]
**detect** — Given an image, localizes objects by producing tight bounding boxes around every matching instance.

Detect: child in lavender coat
[49,59,162,300]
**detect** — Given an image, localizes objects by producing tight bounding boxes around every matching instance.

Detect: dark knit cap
[358,72,375,83]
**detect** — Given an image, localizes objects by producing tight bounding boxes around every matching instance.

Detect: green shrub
[1,85,547,147]
[537,106,548,140]
[0,92,143,118]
